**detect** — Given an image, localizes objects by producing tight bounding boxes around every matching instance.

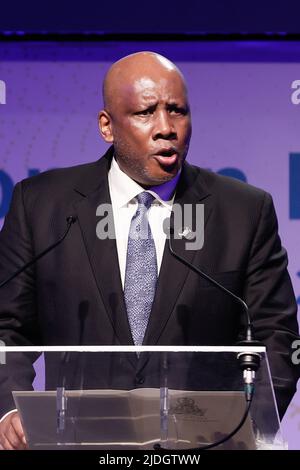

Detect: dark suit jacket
[0,146,298,419]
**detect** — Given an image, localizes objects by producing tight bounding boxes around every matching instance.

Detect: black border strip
[1,32,300,42]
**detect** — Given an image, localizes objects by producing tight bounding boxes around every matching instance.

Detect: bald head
[98,51,192,186]
[102,51,188,113]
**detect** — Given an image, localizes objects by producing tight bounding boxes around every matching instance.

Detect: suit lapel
[71,150,214,357]
[143,162,213,346]
[73,148,134,347]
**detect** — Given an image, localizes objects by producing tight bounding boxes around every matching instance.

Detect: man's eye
[169,107,186,115]
[135,109,153,116]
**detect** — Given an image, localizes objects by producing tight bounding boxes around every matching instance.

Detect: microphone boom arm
[0,216,76,289]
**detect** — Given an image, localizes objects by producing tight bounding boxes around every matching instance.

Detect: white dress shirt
[108,157,177,288]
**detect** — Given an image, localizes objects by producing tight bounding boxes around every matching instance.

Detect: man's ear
[98,109,114,143]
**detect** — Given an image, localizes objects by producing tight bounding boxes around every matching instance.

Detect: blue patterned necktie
[124,191,158,345]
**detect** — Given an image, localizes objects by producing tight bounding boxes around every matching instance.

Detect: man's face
[102,72,192,186]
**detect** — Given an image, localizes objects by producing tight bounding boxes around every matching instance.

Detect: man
[0,52,298,450]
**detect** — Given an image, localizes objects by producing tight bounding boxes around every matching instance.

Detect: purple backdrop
[0,41,299,448]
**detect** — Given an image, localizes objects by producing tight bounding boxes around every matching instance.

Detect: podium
[9,346,285,450]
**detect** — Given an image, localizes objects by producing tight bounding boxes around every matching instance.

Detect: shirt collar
[109,157,180,209]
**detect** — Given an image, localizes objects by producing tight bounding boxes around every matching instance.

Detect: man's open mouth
[154,148,178,166]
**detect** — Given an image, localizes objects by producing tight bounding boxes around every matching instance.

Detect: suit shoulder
[189,164,270,203]
[20,159,101,193]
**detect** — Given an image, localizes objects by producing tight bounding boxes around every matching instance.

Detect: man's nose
[153,110,176,140]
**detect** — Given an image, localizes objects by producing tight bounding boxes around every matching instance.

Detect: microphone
[0,215,77,289]
[0,214,77,433]
[167,219,262,401]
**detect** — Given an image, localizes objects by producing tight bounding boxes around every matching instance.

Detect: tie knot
[136,191,155,209]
